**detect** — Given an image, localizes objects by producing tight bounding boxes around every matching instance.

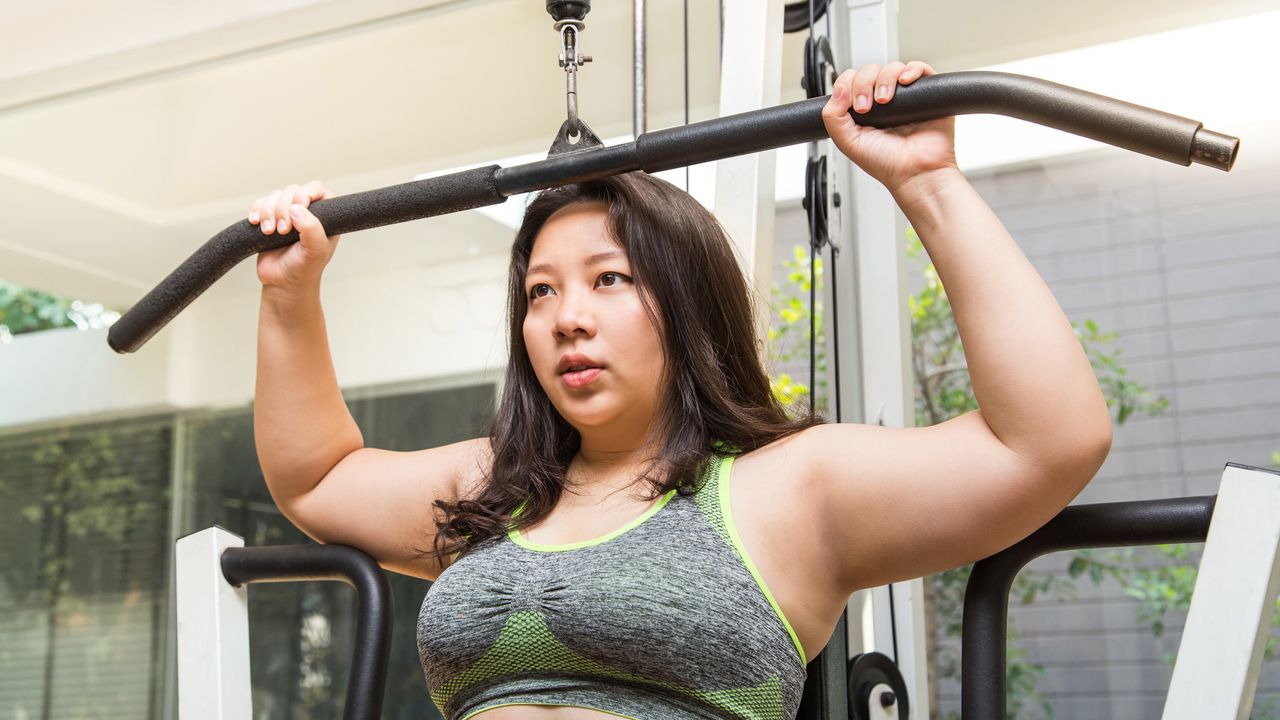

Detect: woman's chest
[420,499,807,688]
[418,453,847,719]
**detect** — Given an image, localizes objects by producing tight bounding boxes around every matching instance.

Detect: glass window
[181,382,495,720]
[0,416,173,719]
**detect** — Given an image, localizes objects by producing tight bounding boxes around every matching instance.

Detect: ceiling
[0,0,1274,308]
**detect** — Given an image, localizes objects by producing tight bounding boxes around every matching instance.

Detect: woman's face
[522,202,666,442]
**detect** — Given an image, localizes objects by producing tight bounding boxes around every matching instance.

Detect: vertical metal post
[713,0,784,344]
[161,418,191,720]
[633,0,646,137]
[175,527,250,719]
[1162,464,1280,720]
[828,0,931,716]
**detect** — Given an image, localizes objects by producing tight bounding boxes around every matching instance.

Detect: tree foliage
[0,280,119,341]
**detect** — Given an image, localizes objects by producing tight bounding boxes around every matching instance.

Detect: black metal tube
[221,544,393,720]
[961,496,1216,720]
[107,71,1240,354]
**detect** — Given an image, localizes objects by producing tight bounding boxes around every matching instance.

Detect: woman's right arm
[250,182,486,580]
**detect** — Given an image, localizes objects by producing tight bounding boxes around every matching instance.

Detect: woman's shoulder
[735,424,826,474]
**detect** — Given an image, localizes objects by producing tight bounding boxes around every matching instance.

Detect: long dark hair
[428,172,820,565]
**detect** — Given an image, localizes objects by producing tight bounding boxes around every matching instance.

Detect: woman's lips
[561,367,604,389]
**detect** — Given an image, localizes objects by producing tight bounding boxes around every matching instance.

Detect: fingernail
[261,220,273,234]
[249,210,259,223]
[855,94,869,112]
[875,84,889,101]
[276,219,288,232]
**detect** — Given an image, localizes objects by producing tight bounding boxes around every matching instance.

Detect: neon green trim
[462,702,641,720]
[507,489,678,552]
[717,455,809,666]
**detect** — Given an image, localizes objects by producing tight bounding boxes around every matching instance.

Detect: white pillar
[713,0,784,344]
[830,0,931,716]
[175,526,251,720]
[1162,465,1280,720]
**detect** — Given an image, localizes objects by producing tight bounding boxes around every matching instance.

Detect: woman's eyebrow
[527,250,624,277]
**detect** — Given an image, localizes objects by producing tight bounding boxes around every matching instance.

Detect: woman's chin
[554,401,626,432]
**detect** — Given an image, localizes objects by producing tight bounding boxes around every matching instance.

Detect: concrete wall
[0,250,509,430]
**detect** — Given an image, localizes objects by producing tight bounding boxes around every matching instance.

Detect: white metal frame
[713,0,785,344]
[1163,464,1280,720]
[175,526,250,720]
[823,0,931,713]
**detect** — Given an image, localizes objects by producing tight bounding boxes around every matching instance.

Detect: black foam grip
[636,71,1233,173]
[108,165,504,353]
[853,71,1221,168]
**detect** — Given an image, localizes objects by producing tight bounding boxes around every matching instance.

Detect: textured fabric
[416,454,808,720]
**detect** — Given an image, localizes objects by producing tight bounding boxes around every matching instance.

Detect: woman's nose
[553,289,595,338]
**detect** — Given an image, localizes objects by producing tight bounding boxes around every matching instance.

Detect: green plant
[0,279,118,341]
[768,245,829,416]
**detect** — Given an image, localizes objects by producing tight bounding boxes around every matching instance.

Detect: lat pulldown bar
[107,71,1239,355]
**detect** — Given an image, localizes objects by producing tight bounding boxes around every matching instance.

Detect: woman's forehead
[529,203,622,262]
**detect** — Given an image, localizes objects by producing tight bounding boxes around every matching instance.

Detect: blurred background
[1,1,1277,718]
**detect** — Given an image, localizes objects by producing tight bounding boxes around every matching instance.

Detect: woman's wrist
[889,165,966,223]
[261,283,322,321]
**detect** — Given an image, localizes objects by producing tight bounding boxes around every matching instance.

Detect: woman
[249,61,1112,720]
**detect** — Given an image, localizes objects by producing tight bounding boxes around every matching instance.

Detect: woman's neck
[569,435,662,499]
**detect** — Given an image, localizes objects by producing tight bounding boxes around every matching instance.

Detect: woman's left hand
[821,61,957,194]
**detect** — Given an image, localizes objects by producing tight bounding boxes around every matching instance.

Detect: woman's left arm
[793,61,1113,593]
[893,160,1113,469]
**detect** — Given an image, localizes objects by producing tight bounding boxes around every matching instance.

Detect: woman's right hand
[250,180,342,294]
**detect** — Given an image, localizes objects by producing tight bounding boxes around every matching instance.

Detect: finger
[286,186,312,234]
[822,70,858,136]
[290,185,312,214]
[274,184,300,234]
[874,61,907,104]
[261,190,282,234]
[249,197,264,225]
[900,60,936,84]
[851,63,880,114]
[829,68,857,105]
[289,203,331,253]
[301,180,330,204]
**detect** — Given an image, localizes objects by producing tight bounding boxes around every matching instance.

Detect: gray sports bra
[416,453,809,720]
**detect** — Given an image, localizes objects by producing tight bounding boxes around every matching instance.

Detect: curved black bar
[961,496,1216,720]
[107,166,505,353]
[854,72,1238,170]
[222,544,393,720]
[108,71,1240,354]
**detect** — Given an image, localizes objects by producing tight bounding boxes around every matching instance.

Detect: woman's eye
[597,272,630,288]
[529,284,552,300]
